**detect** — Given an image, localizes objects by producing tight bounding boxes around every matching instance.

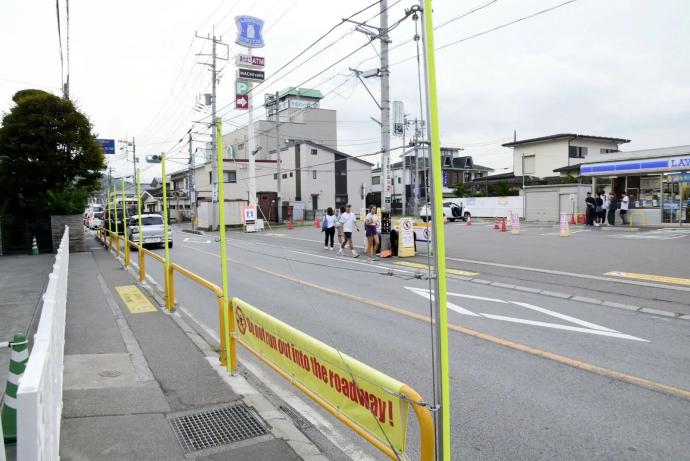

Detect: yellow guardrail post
[400,385,435,461]
[137,168,145,282]
[113,185,120,258]
[216,119,235,372]
[122,177,130,267]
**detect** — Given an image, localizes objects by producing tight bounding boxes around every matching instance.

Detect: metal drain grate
[169,402,268,453]
[279,405,313,430]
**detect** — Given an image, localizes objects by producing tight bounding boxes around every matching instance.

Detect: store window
[636,176,661,208]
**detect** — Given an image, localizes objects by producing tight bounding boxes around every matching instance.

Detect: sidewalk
[57,247,329,459]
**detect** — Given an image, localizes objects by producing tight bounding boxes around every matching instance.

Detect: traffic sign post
[236,94,248,109]
[237,68,265,82]
[236,54,265,68]
[242,205,257,233]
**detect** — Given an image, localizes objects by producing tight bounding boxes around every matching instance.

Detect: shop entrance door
[681,182,690,224]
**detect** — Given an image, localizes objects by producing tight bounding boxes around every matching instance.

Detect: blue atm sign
[98,139,116,155]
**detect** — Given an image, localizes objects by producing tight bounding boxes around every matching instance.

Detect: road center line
[446,256,690,292]
[179,243,690,402]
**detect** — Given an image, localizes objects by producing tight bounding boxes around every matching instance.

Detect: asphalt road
[108,224,690,460]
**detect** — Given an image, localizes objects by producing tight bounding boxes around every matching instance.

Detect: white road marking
[479,314,648,342]
[446,256,690,292]
[509,301,618,333]
[540,229,590,236]
[183,237,212,243]
[404,287,648,342]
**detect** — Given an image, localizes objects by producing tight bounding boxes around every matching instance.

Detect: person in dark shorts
[364,205,379,261]
[337,204,359,257]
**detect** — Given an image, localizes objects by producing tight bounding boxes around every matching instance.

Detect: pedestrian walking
[585,192,596,226]
[608,193,619,225]
[594,192,604,227]
[337,204,360,258]
[365,205,380,261]
[336,206,345,247]
[620,191,630,225]
[322,207,336,250]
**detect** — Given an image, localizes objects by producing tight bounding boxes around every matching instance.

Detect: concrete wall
[50,215,84,253]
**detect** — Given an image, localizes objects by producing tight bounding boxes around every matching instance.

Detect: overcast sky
[1,0,689,181]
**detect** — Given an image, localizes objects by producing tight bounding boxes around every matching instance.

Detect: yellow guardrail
[97,228,431,459]
[629,211,647,227]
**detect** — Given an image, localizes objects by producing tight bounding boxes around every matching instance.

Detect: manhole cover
[98,370,121,378]
[169,402,268,453]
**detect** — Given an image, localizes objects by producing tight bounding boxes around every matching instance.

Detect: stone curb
[468,277,688,320]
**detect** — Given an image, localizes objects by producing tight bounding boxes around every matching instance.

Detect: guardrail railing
[97,227,432,459]
[15,226,70,461]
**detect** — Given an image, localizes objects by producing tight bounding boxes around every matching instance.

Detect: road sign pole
[161,153,172,311]
[421,2,451,459]
[137,168,144,282]
[247,47,257,207]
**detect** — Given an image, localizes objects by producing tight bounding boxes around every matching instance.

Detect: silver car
[127,214,172,248]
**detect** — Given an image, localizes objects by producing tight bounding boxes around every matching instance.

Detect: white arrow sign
[183,237,212,244]
[405,287,647,342]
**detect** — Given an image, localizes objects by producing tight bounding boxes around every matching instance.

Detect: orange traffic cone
[288,220,294,230]
[466,215,472,226]
[581,212,586,225]
[570,213,576,225]
[314,218,320,228]
[501,217,507,232]
[494,218,499,230]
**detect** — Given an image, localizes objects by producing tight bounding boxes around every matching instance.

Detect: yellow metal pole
[421,2,451,459]
[217,120,235,372]
[137,168,145,282]
[122,177,129,267]
[113,185,120,258]
[107,190,112,252]
[162,153,172,310]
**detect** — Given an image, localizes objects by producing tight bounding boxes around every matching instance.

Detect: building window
[523,155,536,175]
[237,143,245,151]
[282,173,288,179]
[209,172,213,184]
[312,170,317,179]
[311,148,317,155]
[601,148,618,154]
[568,146,588,158]
[335,195,348,206]
[397,177,401,184]
[273,173,277,179]
[223,171,236,183]
[289,172,293,177]
[372,176,381,185]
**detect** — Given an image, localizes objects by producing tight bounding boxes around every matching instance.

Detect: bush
[45,186,89,215]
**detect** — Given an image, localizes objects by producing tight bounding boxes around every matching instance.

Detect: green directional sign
[235,79,250,96]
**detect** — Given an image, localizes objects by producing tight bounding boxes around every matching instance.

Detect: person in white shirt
[337,204,359,257]
[620,192,630,225]
[322,207,336,250]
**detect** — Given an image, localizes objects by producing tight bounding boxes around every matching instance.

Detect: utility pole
[132,138,137,186]
[196,30,228,230]
[380,0,391,217]
[274,91,282,222]
[188,131,197,230]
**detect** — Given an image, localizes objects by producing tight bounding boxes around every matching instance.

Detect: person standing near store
[585,192,596,226]
[335,206,345,247]
[608,193,619,225]
[594,192,604,226]
[599,191,608,225]
[364,205,380,261]
[620,191,630,225]
[322,207,336,250]
[337,204,360,258]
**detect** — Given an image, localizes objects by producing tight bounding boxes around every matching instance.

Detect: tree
[453,181,472,197]
[0,89,106,216]
[492,180,513,196]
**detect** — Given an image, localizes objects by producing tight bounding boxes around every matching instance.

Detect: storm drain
[279,405,313,430]
[169,402,268,453]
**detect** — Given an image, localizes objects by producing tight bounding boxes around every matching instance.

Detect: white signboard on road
[401,218,414,247]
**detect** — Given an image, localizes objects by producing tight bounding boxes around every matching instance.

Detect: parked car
[127,214,172,248]
[88,211,104,229]
[419,202,470,222]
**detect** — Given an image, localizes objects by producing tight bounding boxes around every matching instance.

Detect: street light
[145,153,173,311]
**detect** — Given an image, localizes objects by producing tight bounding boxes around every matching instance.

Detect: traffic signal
[145,154,162,163]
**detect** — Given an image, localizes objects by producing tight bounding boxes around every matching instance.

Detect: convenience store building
[575,145,690,225]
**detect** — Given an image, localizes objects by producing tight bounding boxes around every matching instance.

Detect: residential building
[371,146,493,210]
[503,133,630,179]
[222,87,337,162]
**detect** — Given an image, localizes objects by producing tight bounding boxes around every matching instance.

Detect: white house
[504,133,630,179]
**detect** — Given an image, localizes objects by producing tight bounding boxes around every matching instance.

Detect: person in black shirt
[608,193,619,225]
[594,192,604,226]
[585,192,596,226]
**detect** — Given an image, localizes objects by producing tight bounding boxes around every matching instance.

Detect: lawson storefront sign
[581,154,690,176]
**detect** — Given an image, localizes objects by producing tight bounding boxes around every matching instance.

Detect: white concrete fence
[16,226,70,461]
